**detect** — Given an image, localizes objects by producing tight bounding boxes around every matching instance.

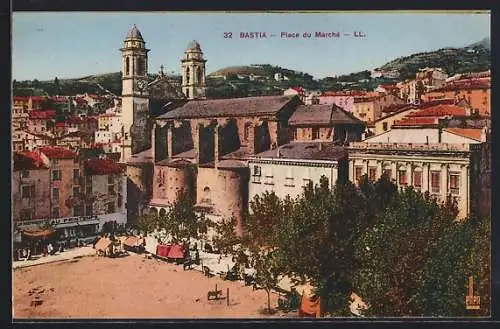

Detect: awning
[123,236,144,248]
[167,244,185,259]
[22,228,55,237]
[94,237,112,251]
[298,293,321,318]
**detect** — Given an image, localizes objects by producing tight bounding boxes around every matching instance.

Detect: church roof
[126,25,143,40]
[156,95,299,120]
[186,40,202,51]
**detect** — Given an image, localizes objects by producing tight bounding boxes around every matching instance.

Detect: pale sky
[12,11,490,81]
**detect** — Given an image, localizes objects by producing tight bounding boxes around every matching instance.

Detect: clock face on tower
[135,78,148,93]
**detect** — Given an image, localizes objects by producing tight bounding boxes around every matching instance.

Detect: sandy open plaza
[12,251,288,319]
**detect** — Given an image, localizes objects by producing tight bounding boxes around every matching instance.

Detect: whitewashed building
[248,142,348,202]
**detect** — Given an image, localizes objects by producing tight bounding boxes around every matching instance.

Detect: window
[383,122,388,131]
[285,177,294,187]
[292,128,298,140]
[107,175,114,185]
[21,185,35,198]
[73,205,84,217]
[125,57,130,76]
[108,184,116,195]
[302,178,312,187]
[186,67,190,84]
[21,170,29,178]
[252,165,261,183]
[264,169,274,185]
[431,171,441,194]
[449,173,460,195]
[85,204,93,216]
[107,202,115,214]
[52,170,61,181]
[413,171,422,189]
[73,169,80,180]
[72,186,80,197]
[398,170,407,187]
[355,166,363,183]
[197,67,203,84]
[20,209,33,220]
[52,207,59,218]
[368,167,377,181]
[312,128,320,140]
[52,187,59,200]
[382,169,392,179]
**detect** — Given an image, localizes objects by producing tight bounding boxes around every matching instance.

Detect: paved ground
[13,247,96,270]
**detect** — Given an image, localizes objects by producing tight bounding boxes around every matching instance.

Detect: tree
[351,187,461,316]
[275,176,370,314]
[244,191,286,247]
[54,77,61,95]
[417,217,490,316]
[212,215,241,256]
[252,246,282,314]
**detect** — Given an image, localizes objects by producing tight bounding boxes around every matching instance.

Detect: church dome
[186,40,202,51]
[126,25,144,40]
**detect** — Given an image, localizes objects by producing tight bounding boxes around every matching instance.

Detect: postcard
[12,10,491,320]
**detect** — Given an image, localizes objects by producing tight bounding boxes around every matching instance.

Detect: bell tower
[120,25,150,162]
[181,40,206,100]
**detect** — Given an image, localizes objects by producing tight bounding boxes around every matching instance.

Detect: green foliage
[136,190,210,243]
[418,218,490,316]
[212,215,241,256]
[275,176,370,313]
[245,191,286,247]
[351,187,472,316]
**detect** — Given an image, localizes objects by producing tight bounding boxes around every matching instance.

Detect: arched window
[137,57,144,76]
[186,67,190,84]
[159,208,167,217]
[197,67,203,84]
[149,207,158,217]
[125,57,130,76]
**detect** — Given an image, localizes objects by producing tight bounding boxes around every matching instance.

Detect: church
[120,25,365,233]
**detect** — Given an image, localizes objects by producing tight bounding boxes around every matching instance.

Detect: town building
[83,157,127,228]
[415,67,449,91]
[347,140,490,220]
[288,104,365,143]
[318,90,364,113]
[12,130,54,152]
[12,151,51,222]
[27,110,56,134]
[248,142,348,202]
[352,92,406,123]
[422,77,491,116]
[12,106,29,130]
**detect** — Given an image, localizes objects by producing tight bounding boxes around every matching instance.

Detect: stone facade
[347,142,489,219]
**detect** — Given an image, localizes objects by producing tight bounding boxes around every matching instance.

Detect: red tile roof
[433,80,491,92]
[13,96,30,101]
[29,110,56,120]
[85,158,124,175]
[13,151,48,171]
[444,128,483,141]
[407,105,466,118]
[394,117,438,126]
[39,146,75,159]
[321,90,365,97]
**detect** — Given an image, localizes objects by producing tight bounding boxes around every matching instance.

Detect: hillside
[13,37,491,98]
[380,41,490,80]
